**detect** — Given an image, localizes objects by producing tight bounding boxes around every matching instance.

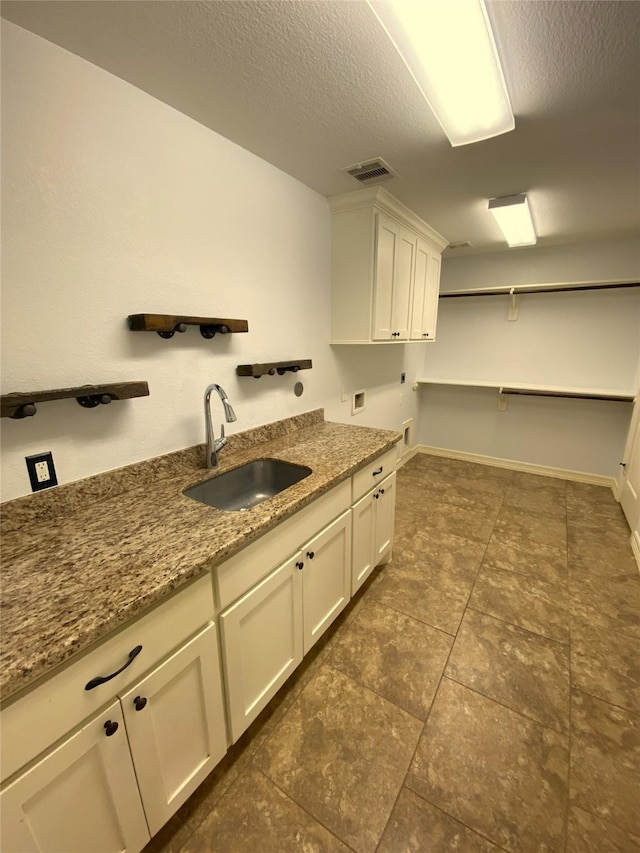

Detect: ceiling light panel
[367,0,514,146]
[488,194,537,247]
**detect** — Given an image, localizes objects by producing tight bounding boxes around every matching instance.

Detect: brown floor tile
[329,598,452,719]
[570,622,640,713]
[253,663,422,853]
[406,678,569,852]
[377,787,502,852]
[481,536,568,585]
[570,689,640,837]
[510,471,567,491]
[568,537,639,579]
[142,813,192,853]
[566,498,629,526]
[407,497,499,544]
[569,570,640,638]
[493,504,567,549]
[502,484,567,518]
[566,805,640,852]
[470,565,570,644]
[446,609,570,732]
[568,514,633,554]
[371,533,485,634]
[180,767,350,852]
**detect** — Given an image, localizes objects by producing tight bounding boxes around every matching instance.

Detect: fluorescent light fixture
[488,194,537,247]
[367,0,514,146]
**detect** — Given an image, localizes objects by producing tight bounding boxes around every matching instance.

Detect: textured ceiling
[2,0,640,254]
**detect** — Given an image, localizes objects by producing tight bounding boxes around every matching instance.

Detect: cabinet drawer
[352,448,396,503]
[1,573,214,783]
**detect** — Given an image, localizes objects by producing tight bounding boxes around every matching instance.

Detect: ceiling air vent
[447,241,473,250]
[341,158,398,185]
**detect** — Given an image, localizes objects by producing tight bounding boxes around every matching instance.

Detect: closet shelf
[236,360,312,379]
[1,382,150,419]
[128,314,248,339]
[414,379,635,410]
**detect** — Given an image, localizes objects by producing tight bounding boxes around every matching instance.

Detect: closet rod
[440,280,639,298]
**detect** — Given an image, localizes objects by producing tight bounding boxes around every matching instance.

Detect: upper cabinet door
[410,240,440,341]
[372,213,398,341]
[373,214,416,341]
[391,227,416,340]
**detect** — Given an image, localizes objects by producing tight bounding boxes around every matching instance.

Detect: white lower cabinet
[220,554,304,744]
[351,472,396,595]
[0,577,227,853]
[0,701,150,853]
[121,623,227,836]
[220,510,352,743]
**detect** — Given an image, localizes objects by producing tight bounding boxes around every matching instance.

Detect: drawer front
[215,479,351,611]
[1,573,214,783]
[352,448,397,503]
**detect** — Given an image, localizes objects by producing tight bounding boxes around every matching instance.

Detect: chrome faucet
[204,384,237,468]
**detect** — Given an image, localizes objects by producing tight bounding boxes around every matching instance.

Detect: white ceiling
[2,0,640,255]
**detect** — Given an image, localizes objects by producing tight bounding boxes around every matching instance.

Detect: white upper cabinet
[410,239,441,341]
[329,187,448,344]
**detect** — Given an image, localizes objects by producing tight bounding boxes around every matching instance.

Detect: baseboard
[414,444,617,491]
[631,530,640,573]
[397,446,420,469]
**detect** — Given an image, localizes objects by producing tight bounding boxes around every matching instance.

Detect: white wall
[1,23,417,501]
[418,244,640,478]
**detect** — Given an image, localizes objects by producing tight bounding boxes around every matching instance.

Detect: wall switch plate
[26,451,58,492]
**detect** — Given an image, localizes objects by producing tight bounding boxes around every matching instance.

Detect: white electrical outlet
[35,460,50,482]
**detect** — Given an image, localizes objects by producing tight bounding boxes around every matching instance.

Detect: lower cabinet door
[120,623,227,836]
[351,490,376,595]
[302,510,352,653]
[0,701,150,853]
[220,556,303,743]
[374,472,396,565]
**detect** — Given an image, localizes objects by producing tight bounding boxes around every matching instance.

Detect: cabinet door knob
[104,720,119,737]
[379,488,385,495]
[133,696,147,711]
[296,561,304,570]
[374,493,380,500]
[306,551,315,559]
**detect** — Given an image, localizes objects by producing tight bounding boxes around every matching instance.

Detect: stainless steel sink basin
[184,458,312,511]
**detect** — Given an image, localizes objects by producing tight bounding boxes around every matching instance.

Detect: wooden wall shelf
[1,382,150,419]
[128,314,248,339]
[236,360,312,379]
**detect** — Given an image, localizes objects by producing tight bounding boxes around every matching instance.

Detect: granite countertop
[0,410,400,702]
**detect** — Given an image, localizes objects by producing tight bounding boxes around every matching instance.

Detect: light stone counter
[0,410,400,702]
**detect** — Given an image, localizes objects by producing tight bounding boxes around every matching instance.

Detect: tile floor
[145,454,640,853]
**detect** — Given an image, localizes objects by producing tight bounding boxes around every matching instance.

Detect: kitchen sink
[184,458,312,511]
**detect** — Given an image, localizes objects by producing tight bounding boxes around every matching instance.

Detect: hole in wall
[352,389,366,416]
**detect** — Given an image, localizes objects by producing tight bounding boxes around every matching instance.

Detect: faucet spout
[204,384,237,468]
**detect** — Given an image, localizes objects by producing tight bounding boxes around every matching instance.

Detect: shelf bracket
[507,288,520,321]
[498,387,508,411]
